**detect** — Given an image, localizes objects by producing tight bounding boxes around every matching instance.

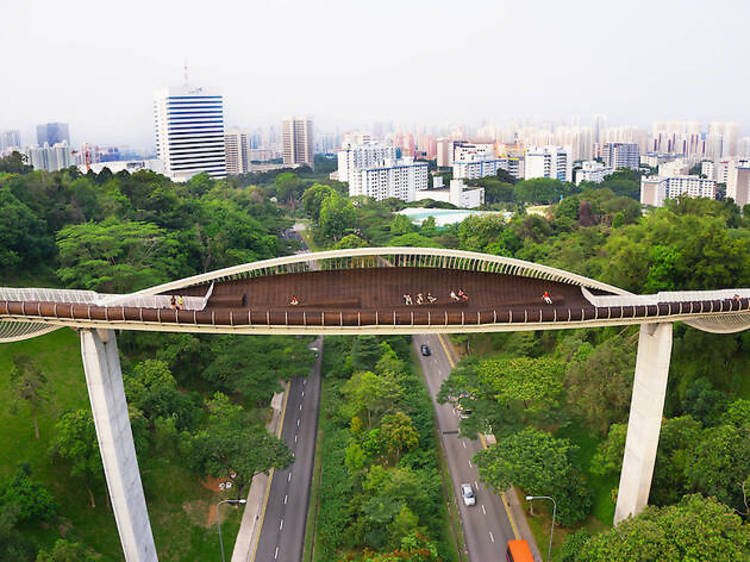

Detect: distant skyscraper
[601,142,640,169]
[153,87,227,180]
[24,142,73,171]
[593,114,607,144]
[224,129,250,175]
[0,129,22,150]
[338,142,397,196]
[36,122,70,146]
[281,117,314,170]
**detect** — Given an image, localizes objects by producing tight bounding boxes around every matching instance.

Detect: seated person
[426,292,437,303]
[542,291,552,305]
[450,290,460,301]
[416,293,424,305]
[290,296,300,306]
[405,294,414,305]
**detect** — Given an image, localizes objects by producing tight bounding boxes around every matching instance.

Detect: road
[253,338,323,562]
[413,333,517,562]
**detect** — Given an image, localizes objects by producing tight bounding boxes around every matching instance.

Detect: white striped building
[154,87,227,181]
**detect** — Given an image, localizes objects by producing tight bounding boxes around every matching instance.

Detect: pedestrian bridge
[1,247,749,342]
[2,247,749,561]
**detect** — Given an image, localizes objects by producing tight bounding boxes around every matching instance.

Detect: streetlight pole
[525,495,556,562]
[217,498,247,562]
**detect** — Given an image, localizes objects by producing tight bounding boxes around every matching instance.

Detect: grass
[0,328,244,560]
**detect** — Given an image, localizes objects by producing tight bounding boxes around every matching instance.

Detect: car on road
[461,483,476,506]
[420,344,431,356]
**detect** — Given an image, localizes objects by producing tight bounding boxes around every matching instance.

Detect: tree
[0,187,51,272]
[389,214,416,236]
[0,151,33,174]
[273,172,303,208]
[301,183,335,222]
[514,178,574,204]
[0,465,57,523]
[187,393,293,500]
[685,401,750,515]
[379,412,419,463]
[50,410,102,508]
[318,192,356,242]
[565,333,636,434]
[56,218,183,292]
[36,538,98,562]
[341,371,404,427]
[474,427,591,526]
[478,357,565,419]
[578,494,750,561]
[202,336,314,406]
[10,354,48,439]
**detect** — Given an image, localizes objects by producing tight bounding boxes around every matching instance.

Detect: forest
[1,151,749,559]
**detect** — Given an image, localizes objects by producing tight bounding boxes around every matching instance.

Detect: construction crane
[71,146,91,172]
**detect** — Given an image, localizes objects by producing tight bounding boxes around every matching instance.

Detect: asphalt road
[413,333,516,562]
[253,337,323,562]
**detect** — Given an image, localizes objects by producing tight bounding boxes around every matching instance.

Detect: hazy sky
[2,0,747,147]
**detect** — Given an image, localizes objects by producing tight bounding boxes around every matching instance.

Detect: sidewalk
[230,385,288,562]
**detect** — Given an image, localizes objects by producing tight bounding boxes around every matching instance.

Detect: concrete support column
[80,329,157,561]
[614,322,673,525]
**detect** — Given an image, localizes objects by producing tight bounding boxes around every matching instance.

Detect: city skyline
[3,0,748,146]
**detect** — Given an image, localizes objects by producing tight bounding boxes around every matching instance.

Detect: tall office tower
[727,164,750,208]
[436,138,452,167]
[281,117,314,170]
[36,122,70,146]
[153,87,226,180]
[0,129,22,150]
[601,142,640,169]
[593,114,607,145]
[737,138,750,159]
[338,142,397,196]
[524,146,573,182]
[224,129,250,175]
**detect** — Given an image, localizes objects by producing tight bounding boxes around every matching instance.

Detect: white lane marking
[302,391,305,397]
[468,460,472,468]
[287,473,292,482]
[297,418,300,426]
[489,531,495,543]
[475,480,478,488]
[481,505,486,515]
[292,451,295,457]
[280,519,284,531]
[294,434,298,443]
[303,379,307,385]
[299,404,303,410]
[462,442,466,448]
[284,494,288,504]
[274,546,279,559]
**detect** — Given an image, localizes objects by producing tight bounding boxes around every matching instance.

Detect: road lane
[253,338,323,562]
[414,334,517,562]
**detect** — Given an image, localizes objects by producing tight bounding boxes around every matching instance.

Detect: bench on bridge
[297,297,362,308]
[208,294,247,308]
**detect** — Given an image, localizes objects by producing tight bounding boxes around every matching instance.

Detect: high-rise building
[452,153,507,180]
[524,146,572,182]
[24,142,73,171]
[575,161,613,185]
[153,87,227,180]
[358,159,429,201]
[727,165,750,208]
[593,114,607,145]
[224,129,250,175]
[0,129,22,150]
[436,138,453,167]
[640,175,716,207]
[281,117,314,170]
[36,122,70,146]
[601,142,640,169]
[338,142,397,196]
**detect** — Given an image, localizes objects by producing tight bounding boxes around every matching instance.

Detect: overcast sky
[2,0,746,147]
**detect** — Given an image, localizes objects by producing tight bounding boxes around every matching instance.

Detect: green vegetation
[313,336,456,561]
[0,156,318,559]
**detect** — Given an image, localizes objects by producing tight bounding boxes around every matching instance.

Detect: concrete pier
[614,323,673,525]
[80,329,157,561]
